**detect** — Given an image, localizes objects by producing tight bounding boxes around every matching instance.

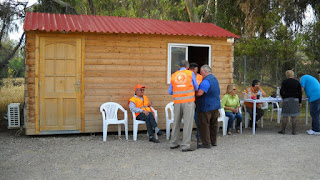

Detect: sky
[2,0,38,40]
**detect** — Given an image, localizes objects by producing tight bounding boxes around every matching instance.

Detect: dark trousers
[310,98,320,132]
[199,109,219,146]
[136,113,157,137]
[246,107,265,122]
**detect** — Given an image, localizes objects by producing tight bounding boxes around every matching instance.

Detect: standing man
[129,84,165,143]
[298,74,320,135]
[189,62,203,142]
[196,65,221,149]
[168,60,199,152]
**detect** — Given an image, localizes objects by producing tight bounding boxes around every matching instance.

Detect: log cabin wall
[24,31,234,135]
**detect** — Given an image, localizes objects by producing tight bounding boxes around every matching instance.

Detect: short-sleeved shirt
[199,79,210,93]
[221,94,240,113]
[300,75,320,102]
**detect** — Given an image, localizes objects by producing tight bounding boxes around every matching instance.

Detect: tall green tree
[0,0,26,75]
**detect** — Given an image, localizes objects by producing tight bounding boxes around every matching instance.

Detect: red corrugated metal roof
[24,12,239,38]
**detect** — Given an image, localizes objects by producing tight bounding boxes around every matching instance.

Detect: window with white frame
[167,43,211,84]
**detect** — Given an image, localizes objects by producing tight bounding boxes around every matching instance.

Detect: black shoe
[170,145,180,149]
[212,143,217,146]
[157,130,165,136]
[278,130,285,134]
[292,131,296,135]
[149,137,159,143]
[197,144,211,149]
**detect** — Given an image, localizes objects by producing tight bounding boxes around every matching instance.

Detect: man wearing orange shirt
[244,80,266,128]
[129,84,164,143]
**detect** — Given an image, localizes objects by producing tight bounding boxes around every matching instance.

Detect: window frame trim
[167,43,211,84]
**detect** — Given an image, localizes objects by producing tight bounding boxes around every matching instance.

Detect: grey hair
[201,64,212,73]
[179,60,189,68]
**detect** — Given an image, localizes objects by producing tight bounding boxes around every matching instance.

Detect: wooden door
[39,37,82,131]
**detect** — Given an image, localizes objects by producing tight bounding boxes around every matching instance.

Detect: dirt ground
[1,118,320,180]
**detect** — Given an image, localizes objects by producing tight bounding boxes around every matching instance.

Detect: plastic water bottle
[248,88,252,99]
[276,87,280,98]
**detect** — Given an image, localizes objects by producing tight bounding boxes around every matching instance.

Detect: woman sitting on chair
[221,84,242,135]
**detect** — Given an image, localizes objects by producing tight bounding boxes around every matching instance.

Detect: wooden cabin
[23,12,239,135]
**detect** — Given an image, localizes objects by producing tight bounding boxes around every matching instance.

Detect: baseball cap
[134,84,146,91]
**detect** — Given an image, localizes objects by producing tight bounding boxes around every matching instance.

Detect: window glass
[171,47,186,74]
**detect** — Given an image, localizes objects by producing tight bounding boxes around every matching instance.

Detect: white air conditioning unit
[7,103,20,129]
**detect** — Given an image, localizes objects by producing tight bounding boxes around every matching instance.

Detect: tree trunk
[200,0,213,23]
[87,0,96,15]
[184,0,200,22]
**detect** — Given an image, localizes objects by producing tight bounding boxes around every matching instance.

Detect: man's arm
[168,83,173,95]
[129,101,143,113]
[192,72,199,91]
[196,80,210,97]
[196,89,205,96]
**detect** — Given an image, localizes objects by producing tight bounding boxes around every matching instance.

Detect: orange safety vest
[128,95,151,117]
[196,73,203,85]
[171,69,195,104]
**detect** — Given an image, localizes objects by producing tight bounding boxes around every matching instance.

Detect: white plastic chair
[270,102,282,123]
[218,108,228,136]
[165,102,184,140]
[100,102,128,141]
[132,107,158,141]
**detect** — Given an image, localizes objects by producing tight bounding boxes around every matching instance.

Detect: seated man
[128,84,165,143]
[244,80,266,128]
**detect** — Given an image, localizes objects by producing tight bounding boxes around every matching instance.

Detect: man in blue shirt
[298,74,320,135]
[196,65,221,148]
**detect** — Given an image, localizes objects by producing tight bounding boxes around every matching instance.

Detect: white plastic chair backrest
[100,102,125,122]
[218,108,226,119]
[165,102,174,122]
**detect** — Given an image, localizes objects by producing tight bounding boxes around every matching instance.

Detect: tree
[0,0,27,75]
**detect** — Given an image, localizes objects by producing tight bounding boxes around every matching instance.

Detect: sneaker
[306,129,315,135]
[227,131,232,135]
[313,131,320,135]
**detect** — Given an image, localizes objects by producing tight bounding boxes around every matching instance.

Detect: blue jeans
[225,111,242,131]
[310,98,320,132]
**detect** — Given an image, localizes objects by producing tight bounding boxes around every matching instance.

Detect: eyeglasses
[140,89,145,91]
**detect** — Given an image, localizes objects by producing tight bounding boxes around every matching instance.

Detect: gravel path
[1,119,320,180]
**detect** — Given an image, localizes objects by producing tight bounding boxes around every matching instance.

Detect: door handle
[74,80,80,91]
